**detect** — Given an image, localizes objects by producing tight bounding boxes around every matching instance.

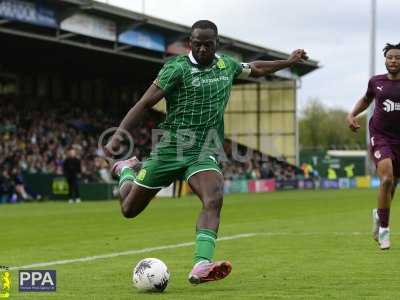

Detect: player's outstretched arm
[346,95,373,132]
[105,84,165,155]
[248,49,308,78]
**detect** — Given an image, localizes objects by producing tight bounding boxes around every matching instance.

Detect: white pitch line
[9,233,259,271]
[9,231,397,270]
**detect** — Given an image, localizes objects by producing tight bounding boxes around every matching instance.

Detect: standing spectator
[301,162,313,179]
[344,163,355,178]
[327,166,337,180]
[63,148,82,203]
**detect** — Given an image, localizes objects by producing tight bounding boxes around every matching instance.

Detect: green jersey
[153,52,248,157]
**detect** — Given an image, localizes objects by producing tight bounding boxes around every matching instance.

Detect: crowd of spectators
[222,142,299,181]
[0,99,301,202]
[0,100,156,202]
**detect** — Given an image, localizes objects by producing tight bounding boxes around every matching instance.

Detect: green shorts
[134,153,222,189]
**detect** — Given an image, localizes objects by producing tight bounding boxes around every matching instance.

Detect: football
[132,258,170,292]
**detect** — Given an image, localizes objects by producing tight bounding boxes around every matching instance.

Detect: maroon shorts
[369,136,400,177]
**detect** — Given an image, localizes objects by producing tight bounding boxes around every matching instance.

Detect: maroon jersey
[367,74,400,144]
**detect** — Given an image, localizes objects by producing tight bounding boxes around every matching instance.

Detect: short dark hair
[190,20,218,36]
[383,42,400,57]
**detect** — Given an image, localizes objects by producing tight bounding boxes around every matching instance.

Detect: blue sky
[99,0,399,111]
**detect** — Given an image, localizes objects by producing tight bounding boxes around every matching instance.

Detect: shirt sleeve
[153,60,182,94]
[223,56,251,79]
[236,62,252,79]
[365,77,375,99]
[229,56,251,79]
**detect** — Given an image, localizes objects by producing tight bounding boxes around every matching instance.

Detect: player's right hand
[346,114,360,132]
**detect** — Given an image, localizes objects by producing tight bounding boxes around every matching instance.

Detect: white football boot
[378,227,390,250]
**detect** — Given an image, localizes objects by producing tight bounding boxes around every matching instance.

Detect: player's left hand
[288,49,308,64]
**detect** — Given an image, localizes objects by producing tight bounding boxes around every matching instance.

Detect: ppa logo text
[19,270,56,292]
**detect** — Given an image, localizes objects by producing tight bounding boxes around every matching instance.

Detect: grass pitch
[2,188,400,299]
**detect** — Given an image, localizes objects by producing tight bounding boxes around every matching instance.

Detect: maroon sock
[377,208,390,228]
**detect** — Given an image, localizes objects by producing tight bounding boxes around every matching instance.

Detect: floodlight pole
[366,0,376,175]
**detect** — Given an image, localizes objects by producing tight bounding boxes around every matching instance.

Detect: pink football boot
[188,260,232,284]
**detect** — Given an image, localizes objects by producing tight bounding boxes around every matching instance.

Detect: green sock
[194,229,217,265]
[119,167,135,189]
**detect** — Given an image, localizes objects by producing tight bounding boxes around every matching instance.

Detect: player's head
[190,20,218,66]
[383,42,400,75]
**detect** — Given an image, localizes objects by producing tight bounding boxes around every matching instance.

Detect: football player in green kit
[105,20,308,284]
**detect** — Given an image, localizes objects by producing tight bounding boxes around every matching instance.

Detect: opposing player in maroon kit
[347,43,400,250]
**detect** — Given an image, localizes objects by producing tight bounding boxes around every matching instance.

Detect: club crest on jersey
[216,58,226,69]
[383,99,400,112]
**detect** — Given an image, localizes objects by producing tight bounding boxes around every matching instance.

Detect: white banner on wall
[61,13,116,41]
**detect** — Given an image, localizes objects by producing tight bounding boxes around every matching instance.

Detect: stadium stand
[0,0,317,201]
[0,96,302,202]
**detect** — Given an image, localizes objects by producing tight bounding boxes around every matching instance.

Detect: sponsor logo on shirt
[383,99,400,112]
[377,86,383,92]
[191,76,230,87]
[192,78,201,87]
[190,67,200,74]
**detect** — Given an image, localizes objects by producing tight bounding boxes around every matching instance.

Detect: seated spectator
[0,170,15,203]
[11,168,32,201]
